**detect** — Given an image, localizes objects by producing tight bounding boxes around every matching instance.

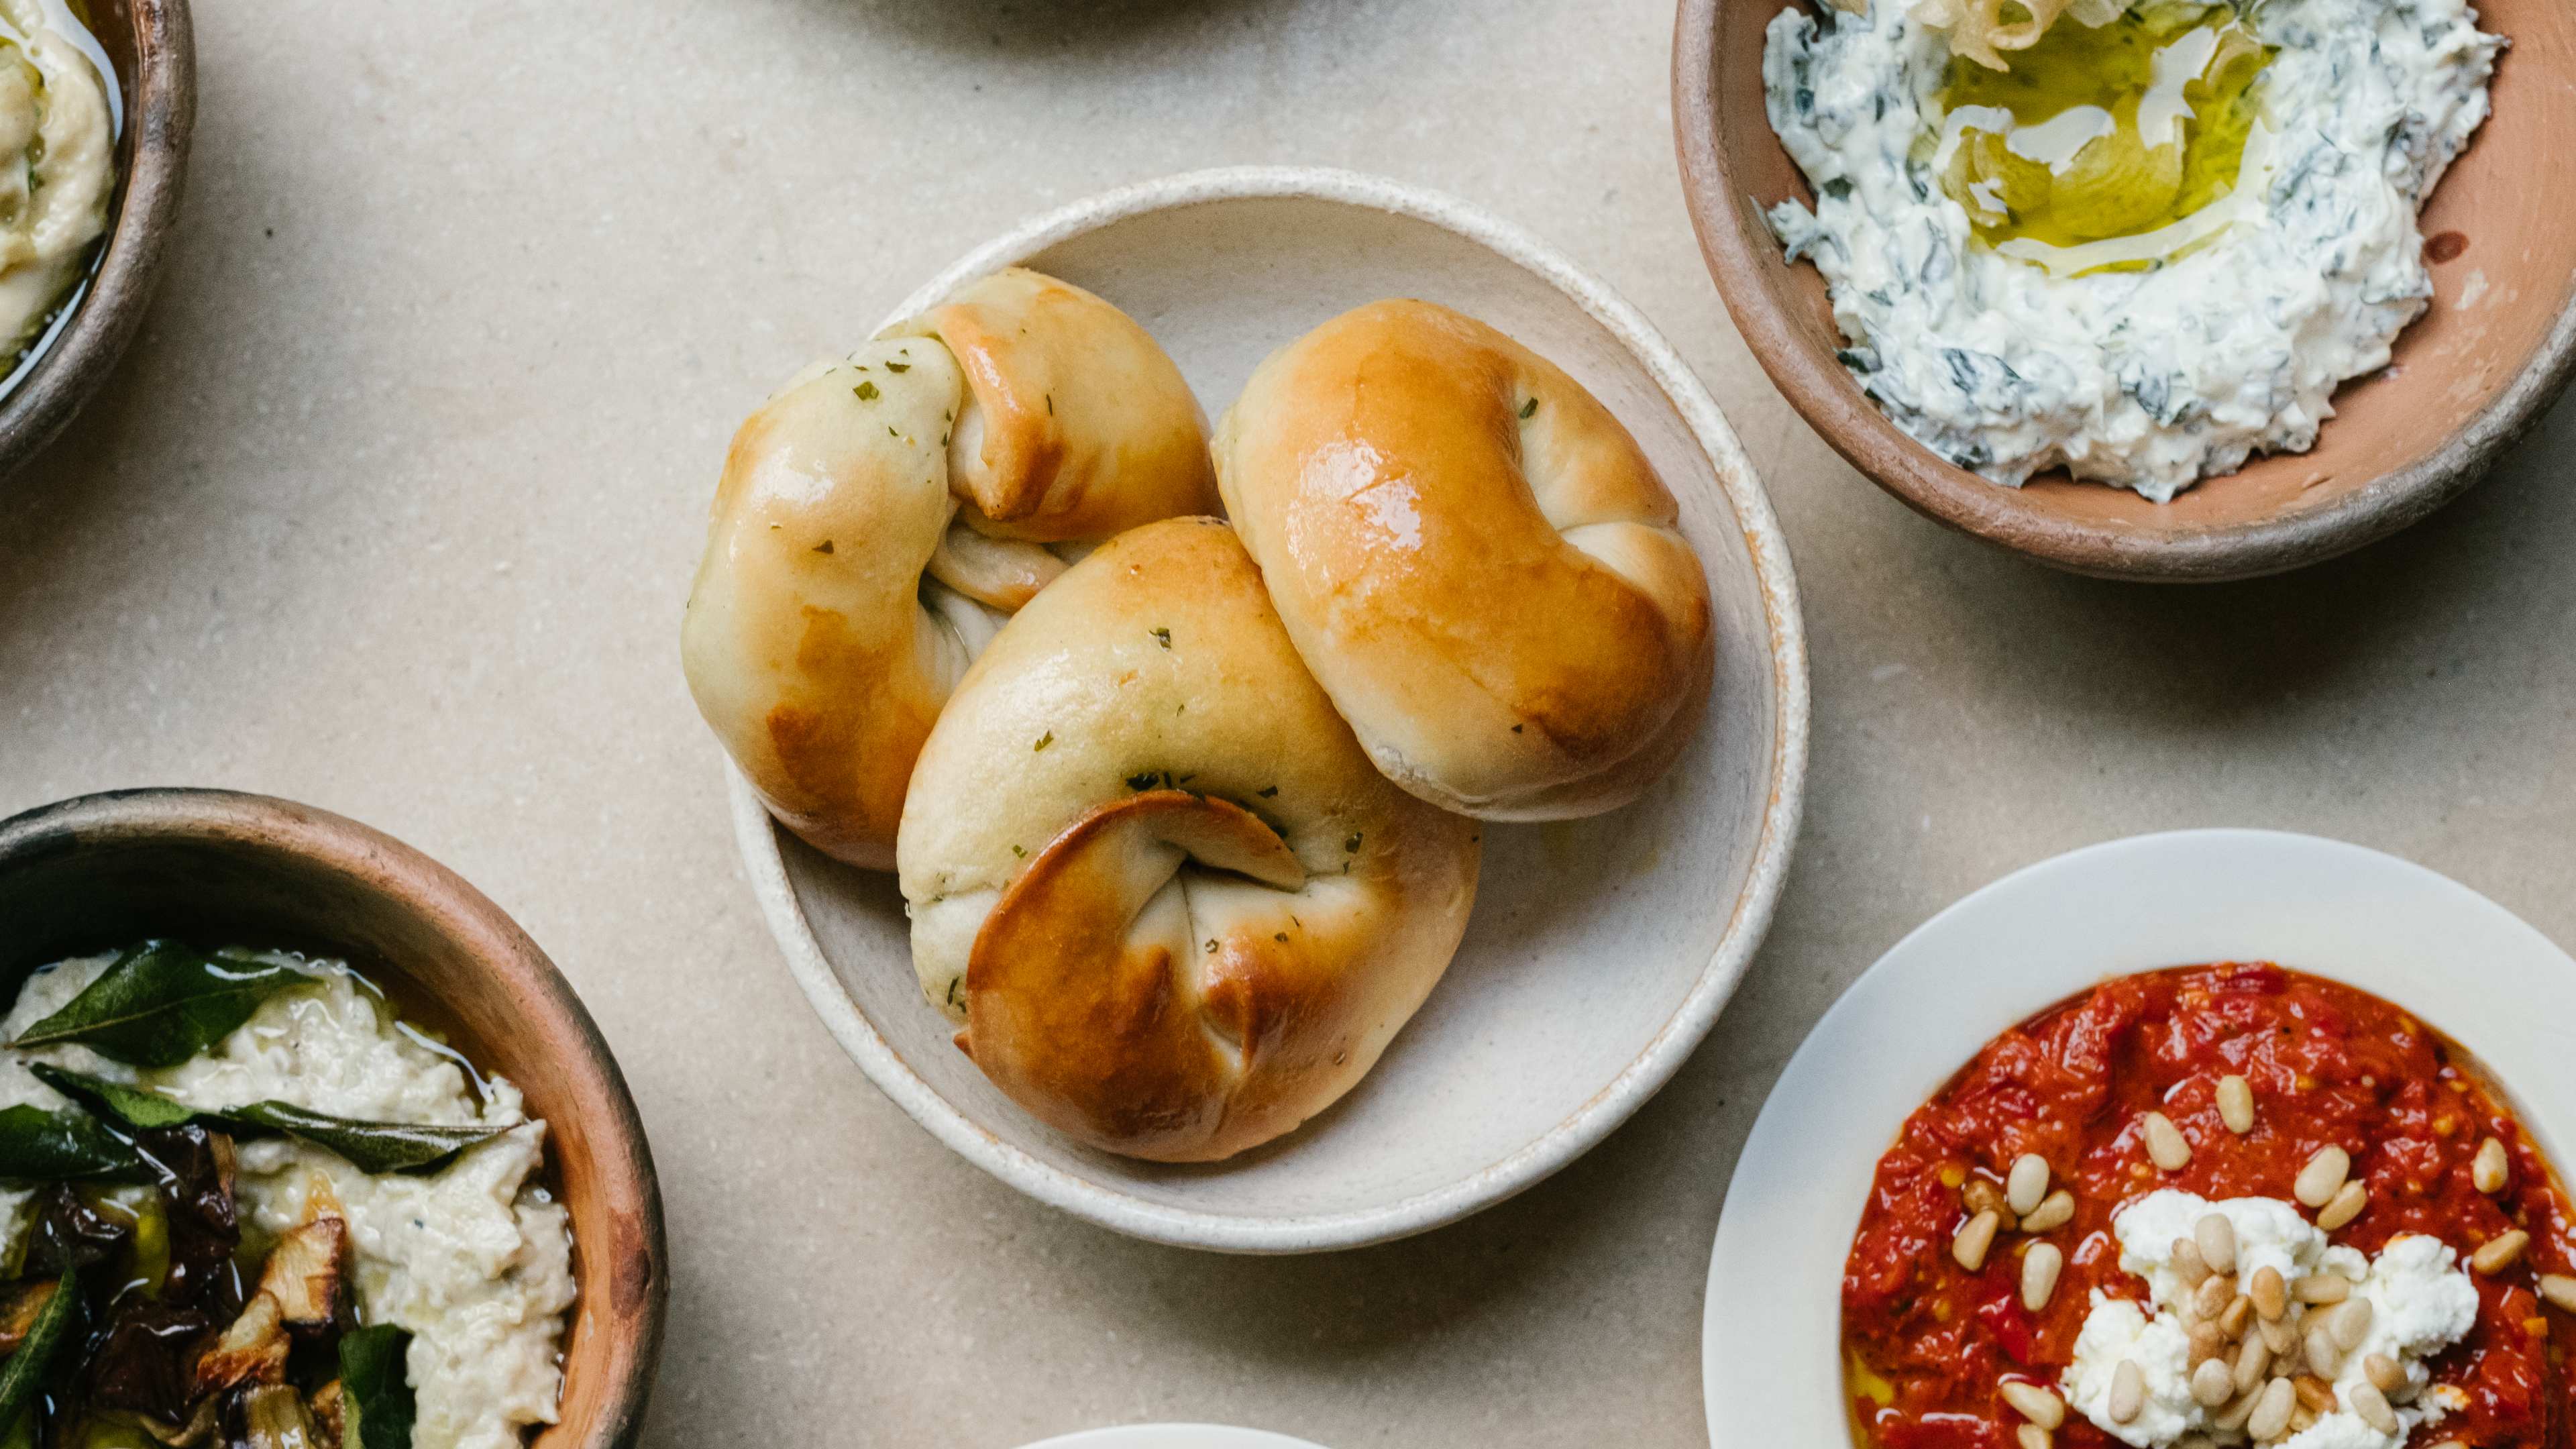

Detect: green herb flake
[1044,393,1055,416]
[1519,397,1539,420]
[1150,628,1172,649]
[1125,771,1161,792]
[1203,940,1218,954]
[885,361,911,374]
[1010,845,1026,859]
[1256,786,1279,798]
[813,540,835,555]
[1033,731,1053,752]
[1273,932,1289,944]
[854,381,881,401]
[1344,833,1363,853]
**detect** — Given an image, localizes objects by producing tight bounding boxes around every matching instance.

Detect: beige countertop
[3,1,2571,1444]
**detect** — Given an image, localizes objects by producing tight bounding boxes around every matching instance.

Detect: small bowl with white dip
[1677,0,2576,580]
[0,790,665,1449]
[0,0,190,476]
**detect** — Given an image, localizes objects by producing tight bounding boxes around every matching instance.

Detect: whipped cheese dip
[2062,1189,2477,1449]
[0,952,575,1449]
[1762,0,2504,499]
[0,0,112,374]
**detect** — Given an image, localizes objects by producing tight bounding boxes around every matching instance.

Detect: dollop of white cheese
[2061,1189,2478,1449]
[1762,0,2505,500]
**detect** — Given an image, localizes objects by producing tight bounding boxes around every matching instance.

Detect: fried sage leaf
[12,941,302,1067]
[33,1066,509,1175]
[0,1272,79,1431]
[338,1324,418,1449]
[0,1104,146,1181]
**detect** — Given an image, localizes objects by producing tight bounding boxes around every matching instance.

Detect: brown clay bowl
[1674,0,2576,581]
[0,0,194,476]
[0,790,665,1449]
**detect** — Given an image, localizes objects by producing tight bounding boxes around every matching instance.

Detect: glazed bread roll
[682,270,1218,869]
[1214,299,1715,820]
[898,518,1481,1163]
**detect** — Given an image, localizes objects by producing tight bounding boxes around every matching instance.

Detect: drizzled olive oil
[1934,2,2271,263]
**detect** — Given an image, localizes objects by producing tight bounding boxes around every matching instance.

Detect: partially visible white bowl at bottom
[1702,828,2576,1447]
[731,166,1809,1254]
[1019,1428,1329,1449]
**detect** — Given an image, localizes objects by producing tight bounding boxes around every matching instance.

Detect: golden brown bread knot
[682,270,1218,869]
[1214,299,1715,820]
[898,518,1481,1162]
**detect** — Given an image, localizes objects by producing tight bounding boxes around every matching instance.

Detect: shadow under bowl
[1674,0,2576,581]
[0,788,665,1449]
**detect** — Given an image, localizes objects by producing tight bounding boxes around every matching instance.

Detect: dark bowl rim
[0,0,196,476]
[1670,0,2576,582]
[0,786,667,1449]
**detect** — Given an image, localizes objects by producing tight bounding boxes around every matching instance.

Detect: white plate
[1019,1429,1329,1449]
[731,166,1809,1253]
[1701,828,2576,1446]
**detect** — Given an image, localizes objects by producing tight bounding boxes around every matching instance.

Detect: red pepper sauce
[1842,963,2576,1448]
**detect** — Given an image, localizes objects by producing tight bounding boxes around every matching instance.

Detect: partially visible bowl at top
[1673,0,2576,582]
[0,788,665,1449]
[0,0,193,478]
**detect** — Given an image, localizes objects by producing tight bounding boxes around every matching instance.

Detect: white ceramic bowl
[1701,828,2576,1446]
[1019,1429,1329,1449]
[731,166,1809,1253]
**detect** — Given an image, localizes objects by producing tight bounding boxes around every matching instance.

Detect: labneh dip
[1763,0,2504,500]
[0,0,112,378]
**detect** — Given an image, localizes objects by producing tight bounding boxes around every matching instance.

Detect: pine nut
[1954,1210,2001,1271]
[2474,1135,2510,1194]
[2218,1074,2255,1134]
[2305,1325,2339,1377]
[2143,1112,2192,1171]
[2022,1242,2063,1311]
[2234,1334,2272,1395]
[2192,1358,2235,1407]
[2109,1360,2145,1424]
[2017,1426,2051,1449]
[2539,1274,2576,1312]
[2008,1153,2051,1216]
[2317,1179,2367,1232]
[2363,1353,2402,1393]
[2473,1228,2530,1275]
[2295,1146,2350,1207]
[1966,1177,2011,1221]
[2188,1321,2225,1366]
[2019,1190,2075,1234]
[2196,1213,2239,1275]
[2173,1238,2210,1287]
[2259,1311,2298,1354]
[2246,1378,2295,1440]
[2178,1435,2218,1449]
[2250,1265,2287,1320]
[2196,1271,2236,1320]
[2329,1298,2373,1350]
[2292,1273,2350,1305]
[2293,1375,2338,1415]
[2218,1294,2253,1340]
[2212,1383,2259,1432]
[2349,1381,2400,1435]
[2001,1380,2065,1430]
[2289,1399,2318,1435]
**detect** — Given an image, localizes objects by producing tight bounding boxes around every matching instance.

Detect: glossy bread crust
[1214,299,1715,820]
[896,519,1481,1163]
[889,267,1221,541]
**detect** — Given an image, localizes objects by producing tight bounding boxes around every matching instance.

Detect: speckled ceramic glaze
[733,166,1810,1254]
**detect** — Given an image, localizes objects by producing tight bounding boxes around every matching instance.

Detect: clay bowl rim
[0,788,667,1449]
[1671,0,2576,582]
[731,163,1812,1254]
[0,0,196,476]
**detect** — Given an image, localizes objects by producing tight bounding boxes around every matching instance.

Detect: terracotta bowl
[1674,0,2576,581]
[0,790,666,1449]
[0,0,195,476]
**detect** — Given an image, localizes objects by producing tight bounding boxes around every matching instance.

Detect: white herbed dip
[0,952,575,1449]
[1762,0,2504,500]
[0,0,111,371]
[2062,1189,2476,1448]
